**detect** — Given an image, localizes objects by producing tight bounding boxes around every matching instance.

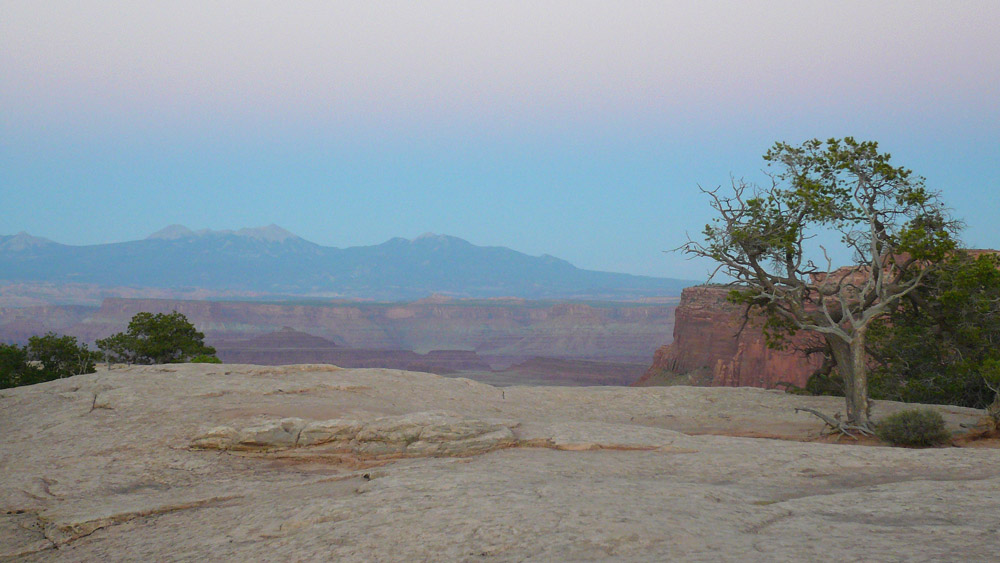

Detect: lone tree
[97,311,217,365]
[682,138,959,430]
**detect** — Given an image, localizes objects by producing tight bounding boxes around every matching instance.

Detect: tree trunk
[826,332,872,428]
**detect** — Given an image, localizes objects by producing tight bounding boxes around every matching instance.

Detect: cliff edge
[634,285,821,388]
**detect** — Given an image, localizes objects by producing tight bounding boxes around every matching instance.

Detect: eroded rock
[190,426,240,450]
[191,411,516,458]
[236,418,306,449]
[297,419,362,447]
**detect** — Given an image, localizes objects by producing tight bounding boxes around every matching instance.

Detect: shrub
[28,332,98,380]
[0,343,34,389]
[1,334,98,389]
[97,311,217,364]
[876,408,951,447]
[868,253,1000,410]
[189,354,222,364]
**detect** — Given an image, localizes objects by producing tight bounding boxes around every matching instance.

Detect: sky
[2,1,999,281]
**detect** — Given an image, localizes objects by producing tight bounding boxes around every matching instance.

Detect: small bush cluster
[876,408,951,447]
[190,354,222,364]
[1,333,98,389]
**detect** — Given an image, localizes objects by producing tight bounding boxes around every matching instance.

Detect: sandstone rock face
[298,418,363,446]
[635,286,822,389]
[639,252,1000,390]
[235,418,307,449]
[2,364,997,561]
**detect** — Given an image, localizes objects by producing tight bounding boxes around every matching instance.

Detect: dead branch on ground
[795,407,875,439]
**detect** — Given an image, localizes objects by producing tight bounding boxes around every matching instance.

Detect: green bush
[1,334,98,389]
[189,354,222,364]
[28,332,98,380]
[876,408,951,447]
[868,253,1000,410]
[97,311,217,365]
[1,343,33,389]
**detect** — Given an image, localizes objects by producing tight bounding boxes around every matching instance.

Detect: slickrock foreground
[2,364,998,561]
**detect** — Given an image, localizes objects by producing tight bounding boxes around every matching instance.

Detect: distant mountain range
[0,225,695,300]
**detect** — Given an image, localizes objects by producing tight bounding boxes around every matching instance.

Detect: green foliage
[805,371,844,397]
[876,408,950,447]
[700,138,956,288]
[688,137,960,426]
[868,253,1000,409]
[97,311,217,365]
[726,138,949,290]
[28,332,98,380]
[1,334,98,389]
[189,354,222,364]
[0,343,34,389]
[95,332,138,365]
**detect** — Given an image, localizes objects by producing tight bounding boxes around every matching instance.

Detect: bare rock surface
[2,363,998,561]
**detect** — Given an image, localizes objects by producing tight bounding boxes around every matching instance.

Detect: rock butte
[640,251,1000,391]
[2,364,998,561]
[636,285,823,389]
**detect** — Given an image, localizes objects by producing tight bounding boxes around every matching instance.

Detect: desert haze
[0,227,692,301]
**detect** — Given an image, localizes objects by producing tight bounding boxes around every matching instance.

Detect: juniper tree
[682,138,959,429]
[97,311,217,365]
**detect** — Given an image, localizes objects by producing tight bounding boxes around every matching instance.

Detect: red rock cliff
[634,286,821,389]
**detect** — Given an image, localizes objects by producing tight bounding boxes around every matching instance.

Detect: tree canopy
[868,251,1000,419]
[682,137,959,429]
[97,311,217,365]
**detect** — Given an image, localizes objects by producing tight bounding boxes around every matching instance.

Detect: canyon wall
[4,297,677,367]
[0,305,97,343]
[633,286,821,389]
[214,327,492,373]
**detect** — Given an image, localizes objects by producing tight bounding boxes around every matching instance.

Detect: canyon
[0,226,694,386]
[215,327,493,374]
[0,296,677,385]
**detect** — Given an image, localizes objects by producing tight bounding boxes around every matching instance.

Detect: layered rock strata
[2,297,677,366]
[635,285,821,388]
[214,328,493,373]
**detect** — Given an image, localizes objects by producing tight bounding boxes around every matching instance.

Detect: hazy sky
[3,1,999,280]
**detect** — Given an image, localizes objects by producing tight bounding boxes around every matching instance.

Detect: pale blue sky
[2,1,998,280]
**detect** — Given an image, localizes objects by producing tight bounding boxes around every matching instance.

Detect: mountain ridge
[0,226,695,300]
